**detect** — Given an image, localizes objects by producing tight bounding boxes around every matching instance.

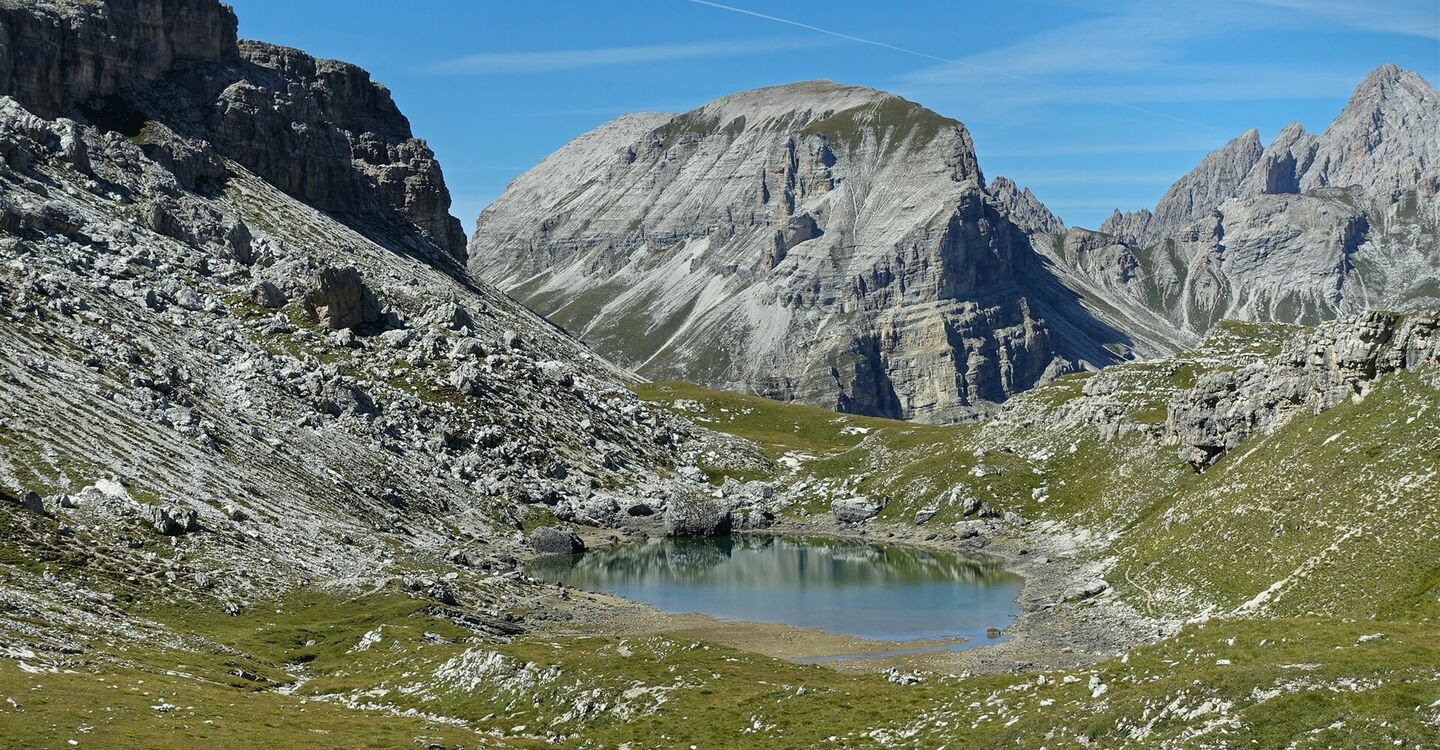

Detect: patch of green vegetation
[1114,371,1440,620]
[10,586,1434,749]
[654,112,719,150]
[0,658,485,749]
[800,96,958,153]
[721,115,747,137]
[637,381,893,457]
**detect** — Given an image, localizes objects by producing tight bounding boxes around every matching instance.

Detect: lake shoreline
[526,515,1177,675]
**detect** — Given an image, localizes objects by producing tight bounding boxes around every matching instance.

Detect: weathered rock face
[987,176,1066,235]
[0,0,466,266]
[664,485,731,537]
[528,527,585,555]
[1100,129,1263,246]
[469,81,1130,422]
[304,266,383,330]
[1242,64,1440,200]
[0,0,770,629]
[831,496,884,524]
[1057,65,1440,347]
[1168,311,1440,468]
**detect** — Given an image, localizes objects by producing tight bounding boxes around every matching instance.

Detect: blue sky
[225,0,1440,230]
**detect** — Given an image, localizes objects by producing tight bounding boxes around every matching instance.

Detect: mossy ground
[4,588,1435,748]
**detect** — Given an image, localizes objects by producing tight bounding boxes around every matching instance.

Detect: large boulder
[304,266,381,330]
[663,485,731,537]
[831,496,884,524]
[148,505,200,536]
[528,526,584,555]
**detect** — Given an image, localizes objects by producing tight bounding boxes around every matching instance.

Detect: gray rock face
[1241,64,1439,199]
[305,266,382,330]
[469,81,1133,422]
[528,527,585,555]
[831,496,884,524]
[0,0,465,265]
[1057,65,1440,350]
[664,485,731,536]
[1100,129,1263,246]
[1169,311,1440,468]
[148,505,200,536]
[1064,579,1110,602]
[988,176,1066,235]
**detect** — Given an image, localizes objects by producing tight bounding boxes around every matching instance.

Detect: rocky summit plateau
[2,1,1438,748]
[469,81,1116,423]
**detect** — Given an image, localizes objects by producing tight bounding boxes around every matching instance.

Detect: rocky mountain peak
[1104,64,1438,245]
[987,176,1065,235]
[1302,63,1439,197]
[1100,128,1263,246]
[469,79,1122,422]
[1349,62,1426,106]
[690,79,892,122]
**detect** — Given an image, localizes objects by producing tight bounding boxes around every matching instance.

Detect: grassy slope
[3,588,1435,748]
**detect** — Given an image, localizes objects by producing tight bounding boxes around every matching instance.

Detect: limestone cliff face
[988,176,1066,235]
[469,82,1128,421]
[1240,64,1440,199]
[0,0,466,265]
[1100,129,1263,246]
[1169,310,1439,469]
[1064,65,1440,344]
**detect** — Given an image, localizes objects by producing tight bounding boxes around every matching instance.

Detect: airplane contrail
[685,0,1218,130]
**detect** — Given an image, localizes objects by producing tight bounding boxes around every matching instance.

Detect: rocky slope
[1059,64,1440,340]
[0,0,467,266]
[468,81,1135,422]
[0,0,796,656]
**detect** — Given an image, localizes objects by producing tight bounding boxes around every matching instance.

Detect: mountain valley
[0,2,1437,748]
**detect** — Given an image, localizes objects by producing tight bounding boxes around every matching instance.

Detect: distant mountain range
[469,65,1439,421]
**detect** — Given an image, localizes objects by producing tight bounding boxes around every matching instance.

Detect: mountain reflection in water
[528,535,1022,643]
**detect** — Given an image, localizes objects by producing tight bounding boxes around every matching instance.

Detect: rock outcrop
[529,526,585,555]
[0,0,466,265]
[831,496,885,524]
[664,485,731,536]
[469,81,1130,422]
[1169,311,1440,468]
[988,176,1066,235]
[0,0,751,621]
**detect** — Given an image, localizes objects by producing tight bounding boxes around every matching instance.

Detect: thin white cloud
[1247,0,1440,40]
[890,0,1398,116]
[982,141,1221,158]
[432,37,826,74]
[684,0,1220,129]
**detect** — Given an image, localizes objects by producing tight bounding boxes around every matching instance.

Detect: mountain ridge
[469,80,1131,422]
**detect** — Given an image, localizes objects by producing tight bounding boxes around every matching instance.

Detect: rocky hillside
[2,3,1437,746]
[0,0,788,655]
[1050,64,1440,340]
[0,0,467,266]
[468,81,1137,422]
